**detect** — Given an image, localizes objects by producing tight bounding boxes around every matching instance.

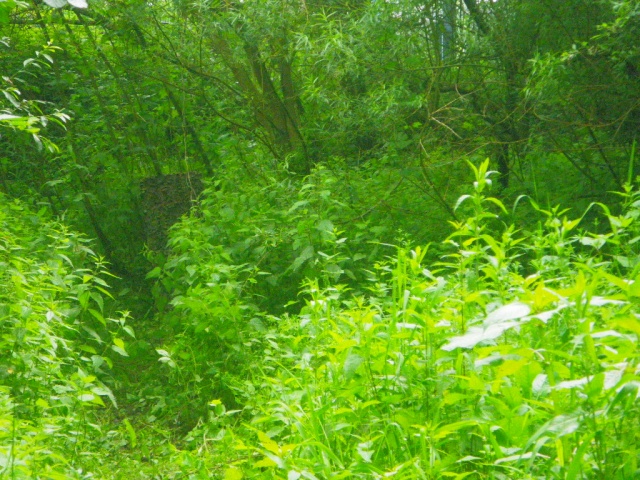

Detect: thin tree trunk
[163,86,215,176]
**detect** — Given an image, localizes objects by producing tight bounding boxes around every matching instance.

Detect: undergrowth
[2,160,639,479]
[0,194,132,478]
[141,160,640,479]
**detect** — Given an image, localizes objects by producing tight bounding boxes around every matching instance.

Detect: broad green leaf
[111,345,128,357]
[589,296,625,306]
[78,392,95,402]
[2,90,20,108]
[494,452,535,464]
[146,267,162,279]
[554,378,588,390]
[495,359,528,378]
[535,414,580,440]
[442,321,519,350]
[291,245,314,271]
[123,325,136,338]
[483,196,508,214]
[261,451,284,469]
[254,457,278,468]
[224,467,243,480]
[454,195,471,211]
[343,353,363,380]
[441,327,487,350]
[287,200,309,214]
[316,219,334,232]
[443,302,532,350]
[605,381,640,415]
[0,114,20,122]
[81,374,96,383]
[613,315,640,335]
[257,430,280,455]
[603,368,624,390]
[88,308,105,325]
[0,4,11,25]
[433,420,479,440]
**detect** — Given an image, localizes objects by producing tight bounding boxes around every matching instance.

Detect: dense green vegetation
[1,0,639,478]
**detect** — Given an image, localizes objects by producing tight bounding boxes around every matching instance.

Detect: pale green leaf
[42,0,67,8]
[485,302,531,325]
[343,353,363,380]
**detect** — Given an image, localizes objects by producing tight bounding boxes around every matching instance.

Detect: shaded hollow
[140,173,204,251]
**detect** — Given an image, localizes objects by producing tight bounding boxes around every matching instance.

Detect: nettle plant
[191,160,639,479]
[0,195,132,478]
[149,166,389,424]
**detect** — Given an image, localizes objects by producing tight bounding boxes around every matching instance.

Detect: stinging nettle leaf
[544,414,580,437]
[291,245,314,271]
[532,373,549,396]
[554,378,588,390]
[357,440,374,463]
[316,219,334,232]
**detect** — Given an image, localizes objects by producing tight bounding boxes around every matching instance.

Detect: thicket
[137,160,639,479]
[1,0,640,478]
[3,155,640,478]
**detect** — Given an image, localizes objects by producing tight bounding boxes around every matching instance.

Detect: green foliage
[2,0,640,477]
[0,42,70,152]
[0,193,132,477]
[146,165,393,427]
[155,161,640,479]
[522,0,640,195]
